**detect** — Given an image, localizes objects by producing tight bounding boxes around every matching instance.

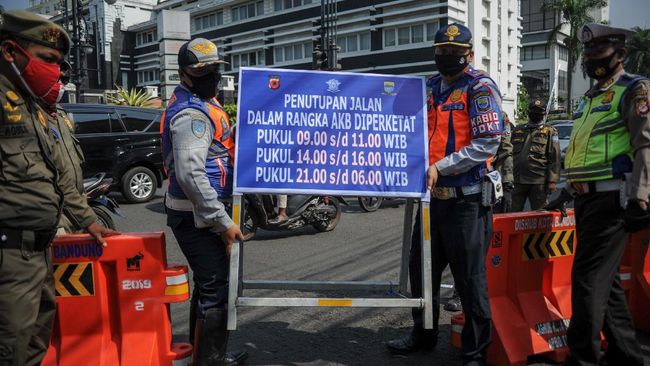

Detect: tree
[626,27,650,77]
[223,103,238,124]
[543,0,607,114]
[107,85,158,108]
[515,85,531,124]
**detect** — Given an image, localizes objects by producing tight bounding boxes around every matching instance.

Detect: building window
[274,42,312,63]
[137,69,159,84]
[558,45,569,61]
[520,44,550,61]
[274,0,313,11]
[337,32,371,53]
[136,30,157,46]
[384,21,439,48]
[232,50,265,69]
[558,70,567,92]
[232,1,264,22]
[521,0,558,32]
[193,12,223,32]
[522,69,550,100]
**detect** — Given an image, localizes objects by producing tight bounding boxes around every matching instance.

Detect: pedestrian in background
[511,100,560,211]
[0,11,115,366]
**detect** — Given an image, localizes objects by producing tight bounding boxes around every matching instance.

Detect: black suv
[62,104,165,203]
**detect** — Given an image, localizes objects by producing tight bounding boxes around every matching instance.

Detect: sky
[0,0,29,11]
[610,0,650,29]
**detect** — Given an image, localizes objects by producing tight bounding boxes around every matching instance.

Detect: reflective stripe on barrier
[43,233,193,366]
[452,210,576,366]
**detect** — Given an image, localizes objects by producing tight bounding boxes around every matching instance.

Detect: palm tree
[626,27,650,77]
[107,85,158,108]
[542,0,607,114]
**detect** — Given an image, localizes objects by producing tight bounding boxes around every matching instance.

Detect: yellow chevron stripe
[54,264,71,297]
[69,263,91,296]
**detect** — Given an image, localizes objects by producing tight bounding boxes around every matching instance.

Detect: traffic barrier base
[622,229,650,332]
[43,233,192,366]
[451,211,576,366]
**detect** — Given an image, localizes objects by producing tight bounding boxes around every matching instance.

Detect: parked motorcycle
[84,173,121,230]
[242,194,346,241]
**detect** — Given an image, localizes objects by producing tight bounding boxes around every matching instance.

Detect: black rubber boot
[193,308,229,366]
[385,329,437,354]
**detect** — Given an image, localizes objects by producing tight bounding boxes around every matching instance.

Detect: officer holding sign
[386,23,502,366]
[547,24,649,366]
[161,38,247,366]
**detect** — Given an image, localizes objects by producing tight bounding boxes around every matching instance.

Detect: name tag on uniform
[442,103,465,111]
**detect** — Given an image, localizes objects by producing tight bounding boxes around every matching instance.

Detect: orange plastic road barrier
[621,229,650,331]
[43,233,192,366]
[451,210,577,366]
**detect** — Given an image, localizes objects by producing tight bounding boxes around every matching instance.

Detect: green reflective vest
[565,75,639,182]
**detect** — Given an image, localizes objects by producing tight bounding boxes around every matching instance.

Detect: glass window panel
[258,51,265,65]
[257,2,264,15]
[304,42,312,55]
[360,32,370,50]
[385,29,395,47]
[293,0,301,6]
[285,45,293,60]
[427,22,437,41]
[232,9,239,21]
[284,0,291,8]
[248,4,255,17]
[239,6,246,20]
[275,0,282,10]
[202,17,209,28]
[241,55,249,67]
[233,54,240,68]
[411,24,424,43]
[294,44,303,59]
[217,12,223,24]
[275,48,283,62]
[398,26,410,45]
[347,35,358,52]
[120,111,155,132]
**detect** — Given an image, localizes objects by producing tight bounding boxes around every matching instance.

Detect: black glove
[543,188,573,217]
[624,200,650,233]
[503,182,515,192]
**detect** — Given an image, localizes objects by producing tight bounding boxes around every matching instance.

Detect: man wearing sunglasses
[0,11,116,366]
[161,38,247,365]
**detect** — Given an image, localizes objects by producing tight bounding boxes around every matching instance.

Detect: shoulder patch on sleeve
[636,98,649,117]
[192,119,207,138]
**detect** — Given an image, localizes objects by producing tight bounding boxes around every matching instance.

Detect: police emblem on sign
[383,81,395,95]
[326,79,341,93]
[268,75,280,90]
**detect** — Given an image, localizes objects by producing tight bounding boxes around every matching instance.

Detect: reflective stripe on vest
[564,75,644,182]
[160,86,235,199]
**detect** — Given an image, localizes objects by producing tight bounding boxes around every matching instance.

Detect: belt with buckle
[431,184,482,200]
[0,227,56,251]
[571,179,622,195]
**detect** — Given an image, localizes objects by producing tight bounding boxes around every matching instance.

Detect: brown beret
[0,10,71,55]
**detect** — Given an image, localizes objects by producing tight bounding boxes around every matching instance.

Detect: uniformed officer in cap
[510,99,560,211]
[161,38,247,366]
[493,111,514,213]
[386,23,502,366]
[546,23,649,366]
[0,10,116,365]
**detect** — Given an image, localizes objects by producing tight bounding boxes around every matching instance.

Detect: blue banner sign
[234,67,428,198]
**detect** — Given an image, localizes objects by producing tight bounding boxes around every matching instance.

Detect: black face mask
[583,51,621,80]
[434,54,469,77]
[529,112,545,124]
[189,72,221,100]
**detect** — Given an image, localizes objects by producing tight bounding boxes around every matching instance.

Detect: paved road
[110,185,649,366]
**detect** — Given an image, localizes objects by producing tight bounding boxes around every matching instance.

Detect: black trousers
[564,192,644,366]
[410,195,492,365]
[167,209,230,317]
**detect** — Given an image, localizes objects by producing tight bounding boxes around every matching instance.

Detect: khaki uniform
[511,122,561,211]
[0,10,95,365]
[50,106,87,233]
